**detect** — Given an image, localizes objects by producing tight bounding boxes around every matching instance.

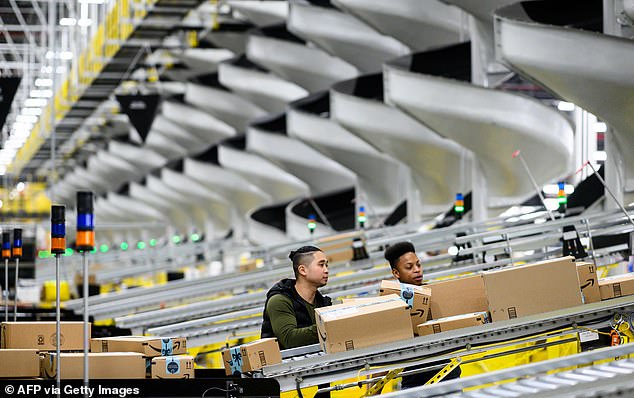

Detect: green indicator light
[172,235,181,244]
[121,242,129,251]
[64,248,73,256]
[38,250,51,259]
[149,239,157,247]
[137,241,146,250]
[358,215,367,223]
[558,197,567,204]
[191,233,200,242]
[99,244,109,253]
[455,206,465,213]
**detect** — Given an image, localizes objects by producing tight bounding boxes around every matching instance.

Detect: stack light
[307,214,317,234]
[2,232,11,260]
[76,192,95,252]
[454,193,465,213]
[50,205,66,255]
[558,182,567,205]
[12,229,22,259]
[358,206,367,228]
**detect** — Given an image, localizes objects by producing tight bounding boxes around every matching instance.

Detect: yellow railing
[10,0,149,176]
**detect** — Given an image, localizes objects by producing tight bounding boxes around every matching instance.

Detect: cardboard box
[1,322,87,350]
[325,248,354,264]
[315,294,413,354]
[417,312,489,336]
[90,336,187,357]
[0,349,40,378]
[425,274,488,320]
[379,280,432,335]
[238,260,257,273]
[483,256,583,322]
[340,297,378,305]
[599,273,634,300]
[221,338,281,376]
[577,262,601,303]
[151,356,195,379]
[40,352,146,379]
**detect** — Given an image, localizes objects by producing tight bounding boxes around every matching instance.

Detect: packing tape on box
[161,338,174,356]
[229,347,243,375]
[320,296,403,319]
[399,283,415,309]
[165,356,181,375]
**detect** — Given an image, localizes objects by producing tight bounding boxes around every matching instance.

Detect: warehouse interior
[1,0,634,396]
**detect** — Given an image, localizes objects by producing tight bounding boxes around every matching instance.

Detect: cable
[296,379,304,398]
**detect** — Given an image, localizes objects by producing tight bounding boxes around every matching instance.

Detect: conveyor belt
[259,296,634,391]
[382,343,634,397]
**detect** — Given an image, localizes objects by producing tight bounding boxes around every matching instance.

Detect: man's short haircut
[289,245,322,278]
[384,241,416,269]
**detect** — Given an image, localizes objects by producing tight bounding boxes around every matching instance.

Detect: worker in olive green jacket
[261,245,332,349]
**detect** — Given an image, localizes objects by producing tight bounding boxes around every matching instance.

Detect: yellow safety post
[424,357,462,385]
[364,368,403,396]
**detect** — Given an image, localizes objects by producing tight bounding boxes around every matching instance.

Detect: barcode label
[508,307,518,319]
[345,340,354,351]
[258,350,266,366]
[432,324,442,334]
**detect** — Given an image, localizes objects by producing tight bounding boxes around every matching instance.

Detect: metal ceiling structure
[0,0,211,182]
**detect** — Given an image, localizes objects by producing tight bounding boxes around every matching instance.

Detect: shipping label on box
[417,312,489,336]
[315,294,413,354]
[425,274,488,320]
[151,355,195,379]
[576,262,601,303]
[599,273,634,300]
[379,280,431,335]
[0,349,40,378]
[40,352,146,379]
[484,256,583,322]
[222,338,281,376]
[90,336,187,357]
[1,322,87,350]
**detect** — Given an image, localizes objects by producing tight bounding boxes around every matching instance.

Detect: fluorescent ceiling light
[30,89,53,98]
[12,130,31,139]
[40,66,66,74]
[59,17,77,26]
[557,101,575,111]
[16,115,38,124]
[24,98,47,107]
[21,108,42,116]
[5,140,25,150]
[12,122,33,131]
[78,18,93,27]
[45,51,73,60]
[34,78,53,87]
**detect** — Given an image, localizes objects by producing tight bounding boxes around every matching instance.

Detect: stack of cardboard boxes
[0,323,192,379]
[90,336,193,379]
[310,256,634,355]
